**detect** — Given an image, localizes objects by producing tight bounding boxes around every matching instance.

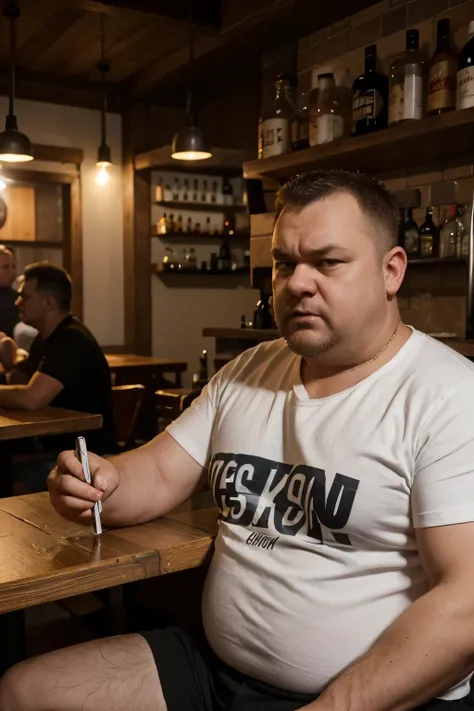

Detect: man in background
[0,245,18,337]
[0,261,115,490]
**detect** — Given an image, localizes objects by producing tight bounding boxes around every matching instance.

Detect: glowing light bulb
[0,179,6,191]
[95,165,110,186]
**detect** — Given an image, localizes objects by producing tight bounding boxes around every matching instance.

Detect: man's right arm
[48,430,207,527]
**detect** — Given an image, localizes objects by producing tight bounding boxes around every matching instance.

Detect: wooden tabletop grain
[105,354,187,371]
[0,493,218,613]
[0,408,102,441]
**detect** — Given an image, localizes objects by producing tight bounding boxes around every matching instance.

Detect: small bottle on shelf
[211,181,218,203]
[440,205,462,258]
[253,291,274,329]
[427,19,458,115]
[290,91,310,151]
[163,183,173,202]
[158,213,167,235]
[223,178,233,206]
[210,252,218,272]
[162,247,176,271]
[218,238,232,271]
[203,216,211,235]
[352,45,388,135]
[401,208,420,257]
[309,73,349,145]
[172,177,180,201]
[186,217,193,233]
[175,214,183,233]
[192,350,209,390]
[419,207,440,258]
[182,179,189,202]
[186,247,198,271]
[261,74,295,159]
[195,221,201,234]
[240,314,247,329]
[155,178,164,202]
[193,179,199,201]
[201,180,208,203]
[457,21,474,110]
[166,213,174,233]
[389,29,423,126]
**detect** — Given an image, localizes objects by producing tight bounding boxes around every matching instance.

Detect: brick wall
[294,0,474,337]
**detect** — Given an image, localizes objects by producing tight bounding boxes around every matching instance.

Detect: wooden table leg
[0,441,14,498]
[0,610,26,674]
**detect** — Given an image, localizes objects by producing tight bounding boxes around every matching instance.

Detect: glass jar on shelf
[308,73,350,146]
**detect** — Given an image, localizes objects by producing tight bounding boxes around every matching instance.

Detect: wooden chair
[155,387,201,430]
[112,384,146,450]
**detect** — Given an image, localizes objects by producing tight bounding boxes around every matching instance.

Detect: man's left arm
[301,522,474,711]
[302,376,474,711]
[0,371,64,410]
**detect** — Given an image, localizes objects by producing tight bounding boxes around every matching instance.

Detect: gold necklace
[348,324,399,373]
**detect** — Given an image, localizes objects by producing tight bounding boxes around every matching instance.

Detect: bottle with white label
[308,73,349,146]
[261,74,295,159]
[427,19,458,115]
[457,21,474,110]
[402,29,423,121]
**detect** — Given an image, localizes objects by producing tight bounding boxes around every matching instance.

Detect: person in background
[3,171,474,711]
[0,261,115,490]
[0,245,18,338]
[12,275,37,352]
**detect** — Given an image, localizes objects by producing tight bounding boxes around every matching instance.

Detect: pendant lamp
[171,1,211,161]
[0,0,33,163]
[96,14,111,184]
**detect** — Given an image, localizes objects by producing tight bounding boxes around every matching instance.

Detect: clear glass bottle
[186,247,197,271]
[457,21,474,109]
[440,204,462,258]
[172,178,180,201]
[427,19,458,115]
[261,74,296,159]
[401,208,420,257]
[158,212,167,235]
[419,207,439,257]
[352,45,388,135]
[309,73,348,146]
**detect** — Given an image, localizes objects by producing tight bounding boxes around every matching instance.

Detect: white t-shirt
[167,329,474,699]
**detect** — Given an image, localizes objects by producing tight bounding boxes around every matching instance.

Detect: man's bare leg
[0,633,166,711]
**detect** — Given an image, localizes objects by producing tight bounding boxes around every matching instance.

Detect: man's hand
[48,450,120,524]
[0,332,17,371]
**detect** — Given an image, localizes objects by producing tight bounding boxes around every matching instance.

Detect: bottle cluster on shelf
[157,213,236,237]
[161,241,250,274]
[156,176,238,206]
[258,18,474,158]
[400,204,471,259]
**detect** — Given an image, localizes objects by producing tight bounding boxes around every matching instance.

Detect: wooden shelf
[136,145,252,174]
[152,264,249,276]
[243,107,474,182]
[155,200,247,212]
[203,327,279,340]
[408,257,466,265]
[151,229,250,241]
[0,240,64,248]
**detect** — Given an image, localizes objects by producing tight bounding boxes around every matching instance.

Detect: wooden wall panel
[0,186,36,243]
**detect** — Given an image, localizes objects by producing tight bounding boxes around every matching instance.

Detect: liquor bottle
[210,252,218,271]
[155,178,164,202]
[195,221,201,234]
[182,179,189,202]
[175,214,183,233]
[186,217,193,233]
[419,207,439,258]
[166,213,174,233]
[440,205,461,258]
[201,180,207,203]
[172,177,180,200]
[309,73,349,145]
[253,291,274,329]
[457,22,474,109]
[223,217,235,236]
[223,178,233,206]
[352,45,388,135]
[186,247,198,271]
[401,208,420,257]
[162,247,176,271]
[193,179,199,201]
[427,19,458,115]
[261,74,296,158]
[291,91,310,151]
[389,29,423,126]
[240,314,247,329]
[203,217,211,235]
[158,213,167,235]
[218,238,232,271]
[211,181,218,203]
[163,183,173,202]
[192,350,208,390]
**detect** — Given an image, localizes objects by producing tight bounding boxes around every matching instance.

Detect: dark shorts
[141,627,474,711]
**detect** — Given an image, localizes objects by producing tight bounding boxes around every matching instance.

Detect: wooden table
[0,408,102,498]
[0,493,218,672]
[106,355,187,439]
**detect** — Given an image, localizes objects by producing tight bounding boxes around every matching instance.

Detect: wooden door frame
[1,167,84,320]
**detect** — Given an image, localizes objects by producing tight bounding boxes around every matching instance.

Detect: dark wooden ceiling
[0,0,379,111]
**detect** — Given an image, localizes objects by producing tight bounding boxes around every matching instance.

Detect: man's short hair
[0,245,14,259]
[275,169,400,251]
[24,262,72,312]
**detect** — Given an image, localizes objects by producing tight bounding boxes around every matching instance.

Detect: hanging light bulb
[96,14,112,181]
[171,1,211,161]
[0,0,33,163]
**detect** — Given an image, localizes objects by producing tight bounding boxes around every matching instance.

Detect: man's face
[0,251,16,288]
[272,192,399,364]
[15,278,49,328]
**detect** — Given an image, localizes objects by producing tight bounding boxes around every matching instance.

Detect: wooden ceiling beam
[19,8,87,67]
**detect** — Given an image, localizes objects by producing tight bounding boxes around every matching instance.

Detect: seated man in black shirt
[0,262,115,488]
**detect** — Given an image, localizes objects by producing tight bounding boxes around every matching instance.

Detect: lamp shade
[0,125,33,163]
[171,125,212,161]
[97,142,112,167]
